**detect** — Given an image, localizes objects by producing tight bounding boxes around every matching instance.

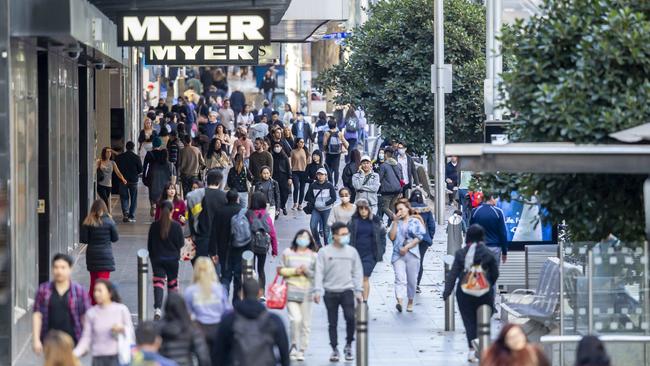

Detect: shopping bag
[180,237,196,261]
[460,264,490,297]
[266,274,288,309]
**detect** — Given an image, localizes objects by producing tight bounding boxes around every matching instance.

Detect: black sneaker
[122,217,130,223]
[416,286,422,294]
[329,349,340,362]
[282,208,288,215]
[344,344,353,361]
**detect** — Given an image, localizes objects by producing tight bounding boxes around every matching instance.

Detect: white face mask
[378,152,385,160]
[399,148,407,156]
[273,147,282,153]
[341,196,350,203]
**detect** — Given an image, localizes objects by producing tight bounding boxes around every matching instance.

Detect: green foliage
[314,0,486,154]
[478,0,650,242]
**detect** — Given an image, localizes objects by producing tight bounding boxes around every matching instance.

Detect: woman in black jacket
[271,141,292,216]
[143,137,171,217]
[409,189,436,294]
[342,149,361,202]
[81,199,118,304]
[227,153,253,209]
[147,201,184,320]
[159,292,211,366]
[305,150,330,185]
[348,199,386,301]
[442,224,499,363]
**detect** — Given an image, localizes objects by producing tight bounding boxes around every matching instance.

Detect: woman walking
[205,138,231,190]
[227,153,253,209]
[44,331,81,366]
[253,166,281,222]
[271,141,292,216]
[184,257,232,359]
[81,199,118,303]
[388,199,426,313]
[143,137,172,217]
[283,126,296,149]
[154,182,187,225]
[482,324,550,366]
[148,201,185,320]
[159,292,211,366]
[290,138,310,210]
[248,192,279,301]
[442,224,499,363]
[348,199,386,301]
[283,103,294,126]
[278,230,318,362]
[73,280,134,366]
[96,147,127,212]
[236,104,255,129]
[342,150,361,202]
[138,117,157,160]
[323,119,348,186]
[409,189,435,293]
[315,111,328,151]
[328,188,356,225]
[306,150,330,186]
[214,124,232,155]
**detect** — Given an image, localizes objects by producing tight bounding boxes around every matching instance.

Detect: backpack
[231,312,276,366]
[230,208,252,248]
[327,132,342,154]
[345,117,359,132]
[249,211,271,254]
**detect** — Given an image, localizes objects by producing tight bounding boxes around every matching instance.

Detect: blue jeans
[310,209,331,247]
[346,139,358,163]
[119,183,138,218]
[264,90,274,104]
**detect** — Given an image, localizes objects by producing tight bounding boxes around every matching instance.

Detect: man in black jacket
[211,190,244,298]
[213,279,289,366]
[115,141,143,222]
[196,170,227,261]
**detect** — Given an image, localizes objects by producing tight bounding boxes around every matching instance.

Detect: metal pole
[643,240,649,364]
[493,0,503,121]
[444,262,455,331]
[137,249,149,323]
[558,221,566,365]
[433,0,446,225]
[587,250,594,334]
[356,302,369,366]
[477,304,492,359]
[485,0,494,120]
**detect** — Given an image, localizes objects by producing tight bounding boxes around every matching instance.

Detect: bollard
[477,304,492,359]
[242,250,255,281]
[444,263,455,331]
[356,302,369,366]
[137,249,149,323]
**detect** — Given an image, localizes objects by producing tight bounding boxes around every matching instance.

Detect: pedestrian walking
[283,126,296,150]
[290,138,310,211]
[33,254,91,353]
[328,187,356,225]
[205,137,231,190]
[138,117,157,161]
[283,103,294,126]
[148,201,185,320]
[96,147,128,212]
[218,99,235,134]
[342,150,361,201]
[214,124,232,156]
[482,324,550,366]
[230,128,254,161]
[315,112,328,151]
[167,131,181,185]
[159,293,211,366]
[177,135,205,196]
[213,279,290,366]
[442,224,499,363]
[260,70,277,103]
[247,192,279,301]
[305,150,330,185]
[469,193,509,264]
[81,199,118,304]
[73,280,135,366]
[155,182,187,226]
[271,141,292,216]
[253,166,281,222]
[258,99,274,122]
[184,257,232,357]
[313,222,363,362]
[341,108,359,164]
[227,153,252,209]
[44,331,81,366]
[409,189,436,294]
[395,142,419,197]
[196,170,228,261]
[236,104,255,129]
[575,335,611,366]
[352,155,380,214]
[143,137,172,217]
[388,199,426,312]
[323,119,349,186]
[130,321,177,366]
[249,138,274,182]
[348,199,386,301]
[378,147,403,223]
[277,230,318,362]
[212,190,244,293]
[291,112,313,149]
[115,141,143,223]
[269,127,292,156]
[304,168,337,247]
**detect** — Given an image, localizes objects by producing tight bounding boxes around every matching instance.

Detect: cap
[316,167,328,175]
[152,137,162,148]
[361,155,372,162]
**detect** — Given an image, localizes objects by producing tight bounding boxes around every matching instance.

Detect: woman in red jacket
[155,182,187,226]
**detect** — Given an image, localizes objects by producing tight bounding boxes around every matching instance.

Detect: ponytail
[158,201,173,240]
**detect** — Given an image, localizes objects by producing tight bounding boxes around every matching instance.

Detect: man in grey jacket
[352,155,380,214]
[378,147,403,222]
[313,222,363,363]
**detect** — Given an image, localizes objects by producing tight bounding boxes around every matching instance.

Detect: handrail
[540,335,650,344]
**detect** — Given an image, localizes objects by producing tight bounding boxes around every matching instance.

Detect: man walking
[212,190,244,297]
[352,155,381,214]
[219,99,235,134]
[115,141,143,222]
[198,170,228,262]
[304,168,337,247]
[395,142,419,197]
[469,193,509,264]
[378,147,403,222]
[249,138,273,182]
[313,222,363,362]
[178,135,205,196]
[32,254,91,353]
[291,111,313,149]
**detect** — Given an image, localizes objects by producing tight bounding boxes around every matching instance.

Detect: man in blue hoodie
[469,193,508,264]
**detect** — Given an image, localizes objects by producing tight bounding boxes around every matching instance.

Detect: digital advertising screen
[496,191,554,243]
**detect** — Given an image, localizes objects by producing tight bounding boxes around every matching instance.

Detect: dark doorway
[37,51,49,283]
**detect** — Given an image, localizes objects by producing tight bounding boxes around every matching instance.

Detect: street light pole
[434,0,446,225]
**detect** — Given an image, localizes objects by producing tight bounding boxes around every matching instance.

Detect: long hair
[192,257,220,302]
[482,324,544,366]
[163,292,192,331]
[576,335,610,366]
[349,149,361,166]
[158,182,180,207]
[234,153,245,174]
[290,229,318,251]
[44,331,80,366]
[83,199,109,227]
[100,147,111,161]
[93,279,122,303]
[206,137,222,159]
[157,200,174,240]
[344,107,356,120]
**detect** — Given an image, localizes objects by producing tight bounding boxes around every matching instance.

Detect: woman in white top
[283,103,294,126]
[236,104,255,128]
[328,187,356,225]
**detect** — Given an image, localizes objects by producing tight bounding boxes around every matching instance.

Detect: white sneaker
[467,349,478,363]
[289,345,298,361]
[153,308,162,321]
[296,351,305,361]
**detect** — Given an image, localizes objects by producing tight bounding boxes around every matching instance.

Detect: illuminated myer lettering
[146,45,258,65]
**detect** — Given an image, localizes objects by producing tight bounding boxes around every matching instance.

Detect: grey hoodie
[313,244,363,295]
[379,158,403,194]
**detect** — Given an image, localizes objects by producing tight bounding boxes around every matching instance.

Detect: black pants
[345,138,358,163]
[255,253,267,292]
[222,247,245,302]
[325,153,342,186]
[180,174,198,198]
[417,242,429,286]
[456,291,494,347]
[324,290,355,348]
[97,184,111,209]
[152,259,180,309]
[276,175,290,210]
[292,171,307,205]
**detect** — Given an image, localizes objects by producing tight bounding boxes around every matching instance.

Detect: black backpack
[231,312,276,366]
[345,117,359,132]
[248,211,271,254]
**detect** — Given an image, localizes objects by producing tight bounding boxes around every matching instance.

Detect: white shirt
[398,155,409,184]
[283,111,294,126]
[237,112,255,128]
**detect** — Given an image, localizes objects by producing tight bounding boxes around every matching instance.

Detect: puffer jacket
[411,202,436,246]
[378,158,403,194]
[81,215,118,272]
[348,214,386,262]
[159,320,211,366]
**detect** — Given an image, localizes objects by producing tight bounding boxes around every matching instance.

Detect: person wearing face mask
[304,168,337,247]
[253,166,281,223]
[277,230,318,362]
[395,142,419,197]
[328,188,356,226]
[482,324,550,366]
[348,199,386,301]
[373,148,385,173]
[271,142,292,216]
[291,111,313,150]
[352,155,381,214]
[313,222,363,363]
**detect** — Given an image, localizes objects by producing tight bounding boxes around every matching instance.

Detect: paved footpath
[17,184,480,366]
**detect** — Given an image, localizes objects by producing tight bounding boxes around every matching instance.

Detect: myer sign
[117,10,270,65]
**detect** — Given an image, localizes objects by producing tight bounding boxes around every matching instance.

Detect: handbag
[303,188,323,215]
[117,311,134,365]
[266,274,288,309]
[460,264,490,297]
[180,237,196,261]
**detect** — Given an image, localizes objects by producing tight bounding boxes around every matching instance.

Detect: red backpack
[468,191,484,208]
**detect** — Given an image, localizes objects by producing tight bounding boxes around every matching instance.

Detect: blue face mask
[339,234,351,246]
[296,237,310,248]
